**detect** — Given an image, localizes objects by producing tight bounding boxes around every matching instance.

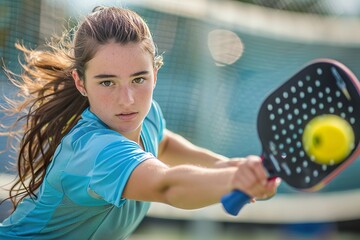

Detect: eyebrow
[93,71,150,79]
[130,70,150,77]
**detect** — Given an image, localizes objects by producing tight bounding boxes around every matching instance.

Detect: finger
[266,177,281,189]
[263,179,278,191]
[235,167,257,190]
[250,177,279,199]
[258,178,281,199]
[246,156,268,185]
[225,158,247,167]
[231,165,261,198]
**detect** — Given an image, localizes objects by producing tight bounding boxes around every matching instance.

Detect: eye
[100,81,113,87]
[133,77,145,84]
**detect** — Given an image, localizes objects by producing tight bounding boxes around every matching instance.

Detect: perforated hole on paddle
[257,61,360,189]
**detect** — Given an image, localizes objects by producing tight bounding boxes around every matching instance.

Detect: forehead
[85,42,153,76]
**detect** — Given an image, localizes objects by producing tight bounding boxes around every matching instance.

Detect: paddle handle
[221,189,251,216]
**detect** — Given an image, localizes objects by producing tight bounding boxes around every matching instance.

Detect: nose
[118,86,135,106]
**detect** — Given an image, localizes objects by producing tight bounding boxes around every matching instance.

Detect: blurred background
[1,0,360,239]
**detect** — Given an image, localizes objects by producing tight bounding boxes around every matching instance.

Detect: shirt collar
[81,107,108,129]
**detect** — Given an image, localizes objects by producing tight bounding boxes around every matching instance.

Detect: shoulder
[64,118,129,154]
[146,100,164,123]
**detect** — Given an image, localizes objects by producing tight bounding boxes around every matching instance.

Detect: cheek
[141,86,154,101]
[87,91,111,109]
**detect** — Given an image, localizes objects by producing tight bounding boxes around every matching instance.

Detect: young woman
[0,6,279,239]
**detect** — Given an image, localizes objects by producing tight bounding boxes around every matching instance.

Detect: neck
[122,128,143,149]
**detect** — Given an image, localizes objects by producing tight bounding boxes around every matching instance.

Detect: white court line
[148,191,360,223]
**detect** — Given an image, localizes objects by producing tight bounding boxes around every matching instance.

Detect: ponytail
[1,34,88,209]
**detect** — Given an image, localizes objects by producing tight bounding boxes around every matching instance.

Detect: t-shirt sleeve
[88,137,155,207]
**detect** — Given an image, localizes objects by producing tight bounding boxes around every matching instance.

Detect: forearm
[161,165,236,209]
[158,130,229,167]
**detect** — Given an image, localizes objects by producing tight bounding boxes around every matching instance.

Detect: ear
[153,68,158,89]
[72,70,87,96]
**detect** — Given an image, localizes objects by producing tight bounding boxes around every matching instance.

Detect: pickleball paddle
[222,59,360,216]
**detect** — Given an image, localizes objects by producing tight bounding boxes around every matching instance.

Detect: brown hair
[1,6,163,209]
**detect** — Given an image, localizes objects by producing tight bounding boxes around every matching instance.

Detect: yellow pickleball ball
[302,114,354,165]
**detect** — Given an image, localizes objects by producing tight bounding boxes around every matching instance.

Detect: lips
[116,112,138,121]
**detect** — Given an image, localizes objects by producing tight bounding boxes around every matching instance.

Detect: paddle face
[258,59,360,190]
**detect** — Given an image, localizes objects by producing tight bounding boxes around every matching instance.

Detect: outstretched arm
[123,154,279,209]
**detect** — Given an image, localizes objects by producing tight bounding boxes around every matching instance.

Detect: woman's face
[74,41,157,141]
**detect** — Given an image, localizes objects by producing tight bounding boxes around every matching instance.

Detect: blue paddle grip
[221,190,251,216]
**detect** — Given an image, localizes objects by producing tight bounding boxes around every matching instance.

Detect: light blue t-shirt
[0,101,165,239]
